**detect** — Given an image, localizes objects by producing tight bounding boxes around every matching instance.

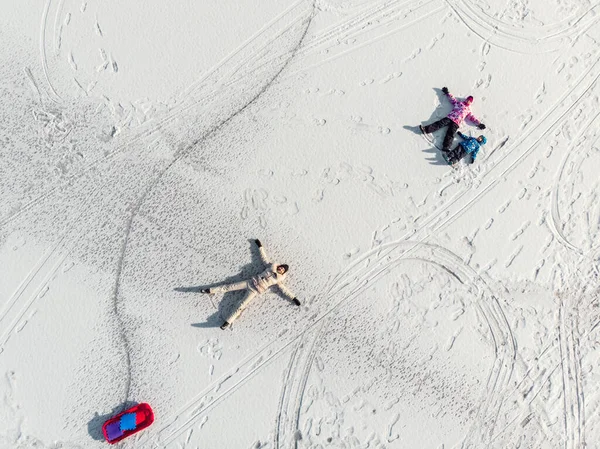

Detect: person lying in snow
[202,239,300,329]
[445,132,487,166]
[420,87,486,153]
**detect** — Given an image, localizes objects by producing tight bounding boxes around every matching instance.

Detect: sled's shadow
[403,87,457,166]
[87,401,138,441]
[175,239,267,329]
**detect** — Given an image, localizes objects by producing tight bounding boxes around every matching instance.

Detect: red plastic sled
[102,403,154,444]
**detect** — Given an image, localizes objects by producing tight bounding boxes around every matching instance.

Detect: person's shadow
[403,87,455,166]
[87,401,138,441]
[174,239,268,329]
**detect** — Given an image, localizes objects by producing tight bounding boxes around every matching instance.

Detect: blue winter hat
[478,135,487,145]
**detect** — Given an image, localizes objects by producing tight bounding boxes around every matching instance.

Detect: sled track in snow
[109,0,317,408]
[228,0,446,81]
[20,0,440,234]
[2,0,551,232]
[5,0,438,230]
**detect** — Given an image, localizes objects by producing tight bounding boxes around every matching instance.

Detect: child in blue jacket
[445,132,487,166]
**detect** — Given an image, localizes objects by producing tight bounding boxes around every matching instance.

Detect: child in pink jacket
[420,87,487,153]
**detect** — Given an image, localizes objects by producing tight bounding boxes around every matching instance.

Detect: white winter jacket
[250,247,295,299]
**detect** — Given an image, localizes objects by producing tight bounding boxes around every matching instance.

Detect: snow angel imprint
[202,239,301,329]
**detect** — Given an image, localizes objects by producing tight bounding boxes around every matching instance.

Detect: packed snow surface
[1,0,600,448]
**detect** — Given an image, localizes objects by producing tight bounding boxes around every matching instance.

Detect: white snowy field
[1,0,600,448]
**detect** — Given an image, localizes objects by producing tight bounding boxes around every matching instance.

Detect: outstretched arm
[277,283,301,305]
[457,131,468,140]
[466,112,482,126]
[442,87,458,105]
[255,239,270,265]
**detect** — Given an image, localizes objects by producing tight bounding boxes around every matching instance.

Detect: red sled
[102,403,154,444]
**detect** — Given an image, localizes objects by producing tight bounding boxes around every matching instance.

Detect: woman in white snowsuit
[202,239,300,329]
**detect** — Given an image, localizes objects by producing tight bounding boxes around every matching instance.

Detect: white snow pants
[210,280,258,324]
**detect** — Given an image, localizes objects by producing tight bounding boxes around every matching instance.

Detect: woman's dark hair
[277,264,289,274]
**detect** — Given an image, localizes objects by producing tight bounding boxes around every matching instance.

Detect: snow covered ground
[1,0,600,447]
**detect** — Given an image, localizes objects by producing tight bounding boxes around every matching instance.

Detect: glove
[254,239,262,247]
[478,124,486,130]
[292,298,301,306]
[469,159,474,165]
[442,87,449,94]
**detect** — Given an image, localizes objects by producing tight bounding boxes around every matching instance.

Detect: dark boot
[220,321,230,330]
[200,288,210,294]
[447,145,466,165]
[293,298,301,306]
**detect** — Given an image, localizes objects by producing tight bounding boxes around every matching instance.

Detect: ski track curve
[550,110,600,256]
[40,0,63,101]
[294,242,515,449]
[0,232,71,351]
[444,0,600,54]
